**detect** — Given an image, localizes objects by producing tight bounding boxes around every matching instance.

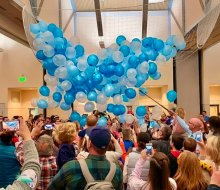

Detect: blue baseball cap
[89,127,111,150]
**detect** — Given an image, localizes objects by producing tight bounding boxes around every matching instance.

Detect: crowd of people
[0,107,220,190]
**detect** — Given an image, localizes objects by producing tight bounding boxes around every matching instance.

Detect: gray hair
[36,135,54,156]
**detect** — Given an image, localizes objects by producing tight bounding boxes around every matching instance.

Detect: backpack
[78,159,116,190]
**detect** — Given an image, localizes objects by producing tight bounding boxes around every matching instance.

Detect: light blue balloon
[87,91,97,101]
[77,59,88,71]
[138,118,145,125]
[70,111,81,122]
[135,74,147,88]
[43,45,55,58]
[139,88,148,96]
[119,114,125,123]
[41,31,54,44]
[66,62,79,77]
[151,72,161,80]
[162,45,172,56]
[97,117,107,127]
[65,47,76,59]
[39,21,48,32]
[170,48,177,58]
[53,54,66,66]
[112,51,124,63]
[84,102,95,112]
[127,68,137,79]
[61,80,72,91]
[104,84,115,97]
[30,23,40,34]
[54,66,67,79]
[136,106,147,117]
[166,90,177,102]
[122,94,129,102]
[60,102,71,110]
[54,37,65,50]
[37,99,48,109]
[39,86,50,96]
[139,61,149,74]
[166,35,175,46]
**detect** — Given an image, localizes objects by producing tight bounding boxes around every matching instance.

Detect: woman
[172,108,187,135]
[174,150,208,190]
[128,150,177,190]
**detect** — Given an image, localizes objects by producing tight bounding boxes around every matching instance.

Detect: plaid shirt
[16,141,58,190]
[48,154,123,190]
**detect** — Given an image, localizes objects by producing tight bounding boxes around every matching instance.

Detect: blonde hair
[53,122,77,144]
[176,108,185,119]
[206,136,220,165]
[174,151,208,190]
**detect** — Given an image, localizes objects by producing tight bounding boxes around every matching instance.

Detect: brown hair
[174,151,208,190]
[183,138,197,152]
[148,152,173,190]
[122,129,132,141]
[176,108,185,119]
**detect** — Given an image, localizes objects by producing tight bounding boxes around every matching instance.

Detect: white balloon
[76,92,87,103]
[97,93,107,104]
[113,94,122,104]
[156,54,167,65]
[151,105,163,120]
[125,114,135,124]
[97,49,108,60]
[31,98,38,107]
[48,99,59,109]
[140,123,147,132]
[61,80,72,91]
[84,102,95,112]
[97,103,107,112]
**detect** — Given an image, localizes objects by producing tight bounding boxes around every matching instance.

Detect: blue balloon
[125,88,136,99]
[153,39,164,51]
[142,37,154,48]
[146,49,158,61]
[122,94,129,102]
[119,104,126,115]
[75,44,84,57]
[39,86,50,96]
[148,62,157,75]
[80,116,87,127]
[85,66,95,78]
[151,72,161,80]
[92,73,103,84]
[97,117,107,127]
[107,103,114,113]
[60,102,71,110]
[87,54,99,66]
[53,27,63,38]
[138,53,147,63]
[30,23,40,34]
[87,91,97,101]
[36,50,47,60]
[113,105,122,116]
[136,106,147,117]
[67,64,79,77]
[37,99,48,109]
[53,92,62,102]
[135,74,148,88]
[166,35,175,46]
[64,93,75,105]
[42,58,57,70]
[166,90,177,102]
[128,55,139,68]
[116,35,126,45]
[73,75,86,85]
[132,38,141,43]
[119,45,130,57]
[114,65,124,77]
[48,23,57,33]
[70,111,81,122]
[139,88,148,96]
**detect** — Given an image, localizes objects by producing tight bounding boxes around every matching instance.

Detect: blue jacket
[207,185,220,190]
[0,141,21,188]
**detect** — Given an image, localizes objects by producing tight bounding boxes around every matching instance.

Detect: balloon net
[197,2,220,49]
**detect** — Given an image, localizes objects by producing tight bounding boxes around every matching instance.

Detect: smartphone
[44,124,53,130]
[196,134,202,141]
[146,143,153,155]
[2,120,19,131]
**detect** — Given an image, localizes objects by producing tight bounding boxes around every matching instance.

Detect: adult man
[48,127,123,190]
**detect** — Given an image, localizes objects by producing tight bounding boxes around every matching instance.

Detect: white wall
[202,42,220,114]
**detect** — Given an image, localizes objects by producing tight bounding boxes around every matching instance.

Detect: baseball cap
[89,127,111,150]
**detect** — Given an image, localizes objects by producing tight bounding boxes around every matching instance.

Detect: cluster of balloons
[29,20,185,124]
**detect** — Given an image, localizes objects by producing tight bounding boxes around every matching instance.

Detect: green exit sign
[18,76,27,83]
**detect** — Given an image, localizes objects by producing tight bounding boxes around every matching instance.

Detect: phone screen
[146,143,152,155]
[196,134,202,141]
[2,121,19,131]
[44,124,53,130]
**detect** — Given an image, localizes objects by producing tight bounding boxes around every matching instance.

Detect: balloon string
[139,90,170,112]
